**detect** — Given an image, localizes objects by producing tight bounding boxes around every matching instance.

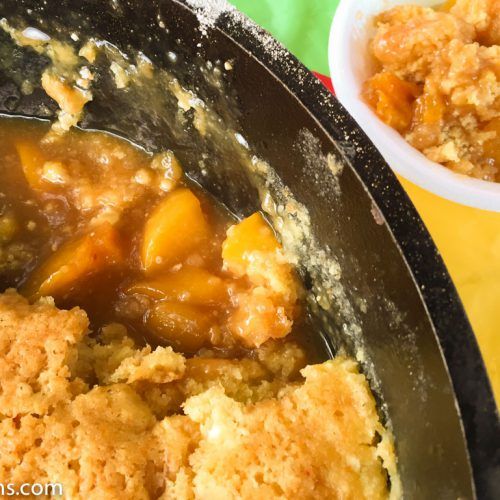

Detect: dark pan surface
[0,0,498,498]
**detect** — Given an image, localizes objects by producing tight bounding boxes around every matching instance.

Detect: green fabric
[229,0,339,76]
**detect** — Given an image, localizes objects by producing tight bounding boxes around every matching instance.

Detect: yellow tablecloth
[401,178,500,404]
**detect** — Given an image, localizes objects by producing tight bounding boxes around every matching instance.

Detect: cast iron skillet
[0,0,498,498]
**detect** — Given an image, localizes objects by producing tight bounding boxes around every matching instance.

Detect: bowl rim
[175,0,499,496]
[328,0,500,212]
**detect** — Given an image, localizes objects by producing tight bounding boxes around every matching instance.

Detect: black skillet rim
[172,0,500,497]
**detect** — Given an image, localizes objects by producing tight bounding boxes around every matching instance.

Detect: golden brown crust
[0,290,88,418]
[366,2,500,181]
[181,358,396,499]
[0,291,397,499]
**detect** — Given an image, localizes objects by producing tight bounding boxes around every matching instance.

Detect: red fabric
[312,72,335,95]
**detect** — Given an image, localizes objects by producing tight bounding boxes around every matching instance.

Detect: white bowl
[328,0,500,212]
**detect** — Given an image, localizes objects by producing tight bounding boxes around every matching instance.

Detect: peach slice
[23,222,123,299]
[362,72,420,133]
[141,188,209,274]
[15,141,46,190]
[483,118,500,168]
[126,265,227,305]
[222,212,279,278]
[146,302,212,352]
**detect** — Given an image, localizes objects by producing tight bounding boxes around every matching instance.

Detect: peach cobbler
[0,117,399,499]
[363,0,500,181]
[0,17,401,499]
